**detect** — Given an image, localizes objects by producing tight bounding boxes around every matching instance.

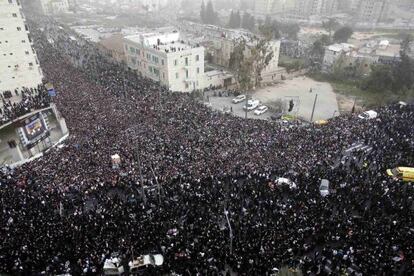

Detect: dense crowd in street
[0,14,414,276]
[0,85,51,126]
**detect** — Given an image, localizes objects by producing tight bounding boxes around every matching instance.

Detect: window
[17,27,21,31]
[21,40,26,43]
[185,83,189,89]
[185,70,189,78]
[161,59,164,66]
[185,57,189,66]
[129,47,135,53]
[175,72,179,79]
[196,55,199,61]
[25,51,29,55]
[25,25,28,31]
[29,62,33,66]
[136,48,140,55]
[12,13,17,17]
[146,53,151,60]
[9,0,13,3]
[174,60,178,66]
[197,67,200,74]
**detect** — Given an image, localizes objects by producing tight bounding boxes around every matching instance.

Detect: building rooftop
[125,31,202,54]
[327,43,355,53]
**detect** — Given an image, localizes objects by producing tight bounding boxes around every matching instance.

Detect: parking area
[206,76,340,122]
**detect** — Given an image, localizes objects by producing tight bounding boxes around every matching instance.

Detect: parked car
[232,95,246,104]
[275,177,297,189]
[129,254,164,274]
[103,257,124,275]
[243,99,260,111]
[254,105,269,115]
[319,179,330,197]
[358,110,378,120]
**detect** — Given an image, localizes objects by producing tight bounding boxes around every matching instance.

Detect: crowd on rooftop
[0,85,51,126]
[0,14,413,276]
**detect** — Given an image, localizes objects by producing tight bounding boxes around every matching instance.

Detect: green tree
[400,33,413,56]
[279,22,300,40]
[204,0,218,25]
[228,10,236,28]
[364,64,394,92]
[200,0,206,23]
[310,34,331,68]
[242,12,255,31]
[322,18,339,40]
[235,10,241,28]
[393,53,414,91]
[333,26,353,43]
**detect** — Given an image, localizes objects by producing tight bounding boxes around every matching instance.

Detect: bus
[386,167,414,182]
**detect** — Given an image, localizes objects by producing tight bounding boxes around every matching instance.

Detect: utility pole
[135,147,147,205]
[310,93,318,122]
[150,165,162,205]
[244,92,248,119]
[224,208,233,255]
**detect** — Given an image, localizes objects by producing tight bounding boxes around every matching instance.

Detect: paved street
[207,77,340,122]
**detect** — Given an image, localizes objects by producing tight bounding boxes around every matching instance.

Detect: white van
[243,99,260,111]
[358,110,378,120]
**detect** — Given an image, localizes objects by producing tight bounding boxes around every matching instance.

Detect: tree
[228,10,241,28]
[242,12,255,31]
[333,26,353,43]
[204,0,218,25]
[234,11,241,28]
[228,10,236,28]
[310,34,331,67]
[250,38,274,87]
[393,53,414,91]
[400,33,413,56]
[200,1,206,23]
[364,64,394,92]
[322,18,339,40]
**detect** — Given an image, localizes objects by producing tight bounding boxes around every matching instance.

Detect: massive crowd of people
[0,13,413,276]
[0,85,51,126]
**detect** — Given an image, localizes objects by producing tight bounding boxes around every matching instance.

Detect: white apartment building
[254,0,296,17]
[124,31,206,92]
[294,0,338,18]
[40,0,70,15]
[0,0,43,93]
[354,0,390,23]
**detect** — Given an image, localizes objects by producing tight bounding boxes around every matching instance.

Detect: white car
[232,95,246,104]
[275,177,297,189]
[254,105,269,115]
[129,254,164,273]
[358,110,378,120]
[243,99,260,111]
[103,257,124,275]
[319,179,330,197]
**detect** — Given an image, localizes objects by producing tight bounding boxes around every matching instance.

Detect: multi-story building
[254,0,296,17]
[209,34,282,84]
[40,0,69,15]
[0,0,43,93]
[124,31,206,92]
[294,0,338,18]
[353,0,390,23]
